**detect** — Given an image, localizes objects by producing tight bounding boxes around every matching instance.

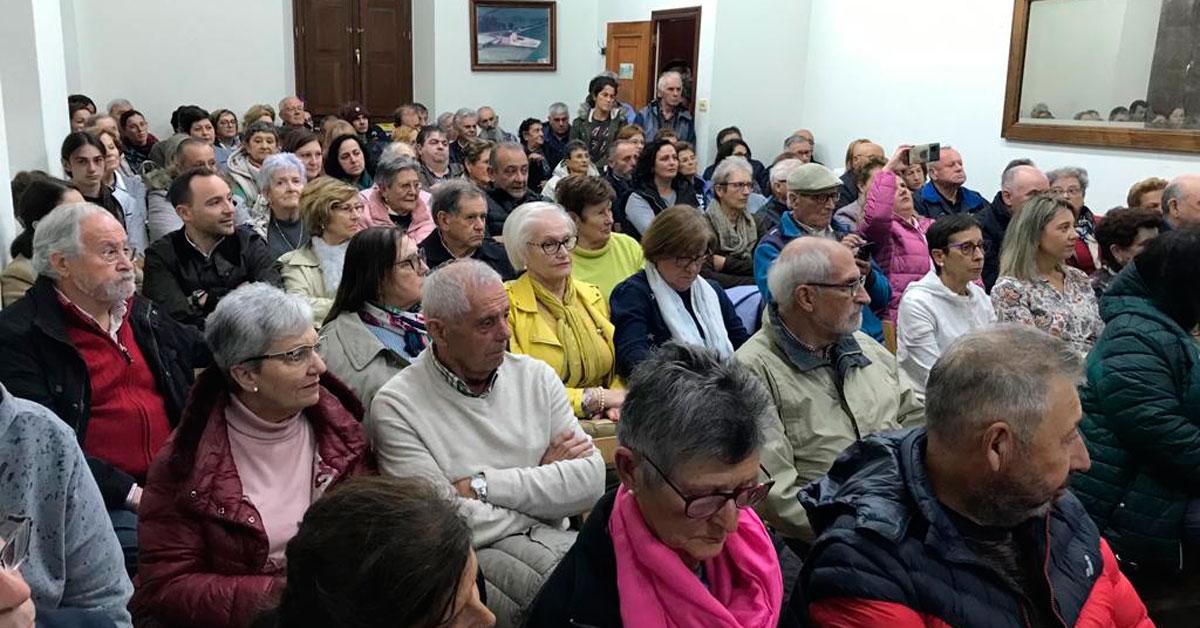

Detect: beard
[836,308,863,336]
[73,270,136,305]
[965,468,1069,528]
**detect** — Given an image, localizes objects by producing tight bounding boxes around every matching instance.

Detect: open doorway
[651,7,700,116]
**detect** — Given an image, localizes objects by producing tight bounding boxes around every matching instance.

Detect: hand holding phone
[904,143,941,165]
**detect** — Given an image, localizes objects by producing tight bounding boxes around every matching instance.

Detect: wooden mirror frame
[1002,0,1200,153]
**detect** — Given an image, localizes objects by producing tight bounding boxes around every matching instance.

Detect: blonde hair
[843,138,872,171]
[299,177,359,237]
[322,120,357,152]
[998,194,1075,282]
[391,124,419,145]
[1127,177,1168,209]
[243,103,277,128]
[87,126,124,153]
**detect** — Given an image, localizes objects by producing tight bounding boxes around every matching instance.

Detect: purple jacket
[858,170,932,321]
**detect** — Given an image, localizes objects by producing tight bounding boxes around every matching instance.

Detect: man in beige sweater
[369,259,605,628]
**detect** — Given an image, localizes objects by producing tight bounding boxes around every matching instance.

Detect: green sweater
[570,232,644,301]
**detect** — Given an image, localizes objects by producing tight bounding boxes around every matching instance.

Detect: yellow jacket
[505,274,619,417]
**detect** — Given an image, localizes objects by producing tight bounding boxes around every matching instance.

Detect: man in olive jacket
[735,237,924,547]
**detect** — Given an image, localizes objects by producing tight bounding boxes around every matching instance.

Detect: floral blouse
[991,266,1104,355]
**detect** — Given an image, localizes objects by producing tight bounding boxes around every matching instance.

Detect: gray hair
[712,155,753,187]
[172,137,211,169]
[379,141,417,163]
[783,135,812,151]
[1162,180,1185,215]
[606,139,637,163]
[501,201,576,272]
[454,108,476,125]
[548,102,569,116]
[256,152,306,190]
[373,155,421,187]
[106,98,131,114]
[421,259,502,323]
[766,240,835,312]
[1045,166,1089,193]
[278,96,302,111]
[656,70,683,93]
[770,158,804,183]
[617,342,769,485]
[205,283,313,372]
[431,178,486,219]
[1000,160,1037,190]
[488,142,526,171]
[926,326,1082,446]
[85,112,116,128]
[476,105,495,116]
[32,203,112,279]
[436,111,454,131]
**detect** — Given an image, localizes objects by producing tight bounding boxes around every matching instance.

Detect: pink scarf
[608,485,783,628]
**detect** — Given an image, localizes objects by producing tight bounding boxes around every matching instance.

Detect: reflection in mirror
[1019,0,1200,130]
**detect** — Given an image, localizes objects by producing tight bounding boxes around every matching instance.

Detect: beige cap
[786,163,842,193]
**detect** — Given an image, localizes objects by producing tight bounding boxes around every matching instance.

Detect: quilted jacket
[858,170,933,321]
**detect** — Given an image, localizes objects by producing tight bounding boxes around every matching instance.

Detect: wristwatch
[470,472,488,503]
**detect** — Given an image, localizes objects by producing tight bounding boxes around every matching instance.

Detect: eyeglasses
[0,515,30,572]
[242,342,321,366]
[946,240,985,256]
[641,455,774,519]
[529,236,577,255]
[332,201,364,214]
[673,252,712,269]
[395,250,428,273]
[802,192,839,205]
[1050,186,1083,197]
[96,246,134,265]
[719,181,753,191]
[394,181,422,192]
[806,275,868,294]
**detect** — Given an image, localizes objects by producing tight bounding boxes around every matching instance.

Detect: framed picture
[470,1,557,71]
[1002,0,1200,154]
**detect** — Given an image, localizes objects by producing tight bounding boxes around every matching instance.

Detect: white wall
[802,0,1200,212]
[63,0,295,138]
[1,1,52,173]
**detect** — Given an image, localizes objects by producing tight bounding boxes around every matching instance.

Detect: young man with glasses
[0,203,209,579]
[736,236,924,552]
[896,214,995,403]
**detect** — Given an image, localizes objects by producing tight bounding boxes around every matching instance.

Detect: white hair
[380,141,417,163]
[501,201,576,272]
[32,202,112,279]
[548,102,569,116]
[712,156,753,186]
[106,98,131,114]
[770,158,804,183]
[1045,166,1089,193]
[657,71,683,93]
[454,108,476,124]
[766,243,835,313]
[421,259,502,323]
[205,283,313,372]
[278,96,302,111]
[256,152,307,189]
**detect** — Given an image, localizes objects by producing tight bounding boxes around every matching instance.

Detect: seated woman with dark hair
[318,226,428,412]
[1090,206,1162,298]
[3,175,83,306]
[559,174,643,300]
[611,206,750,378]
[526,342,803,627]
[254,476,494,628]
[622,138,698,239]
[134,284,374,628]
[324,134,373,191]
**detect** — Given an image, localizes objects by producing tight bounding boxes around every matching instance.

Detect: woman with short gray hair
[134,283,374,628]
[226,120,279,207]
[705,156,762,288]
[1047,166,1100,273]
[502,202,624,421]
[527,342,802,627]
[357,156,435,243]
[250,152,309,259]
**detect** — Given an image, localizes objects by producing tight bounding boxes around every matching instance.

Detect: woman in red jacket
[133,283,375,628]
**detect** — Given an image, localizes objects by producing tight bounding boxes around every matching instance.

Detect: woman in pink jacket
[858,146,933,321]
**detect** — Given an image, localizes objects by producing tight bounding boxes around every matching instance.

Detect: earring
[252,386,260,393]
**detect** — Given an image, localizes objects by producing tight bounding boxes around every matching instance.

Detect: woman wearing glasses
[278,178,364,325]
[502,202,624,421]
[526,343,804,628]
[318,227,428,413]
[704,156,767,288]
[858,146,934,321]
[896,215,995,403]
[133,284,374,628]
[611,207,750,379]
[357,156,435,243]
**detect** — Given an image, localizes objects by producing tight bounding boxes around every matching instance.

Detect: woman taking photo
[570,75,626,165]
[610,206,749,378]
[325,134,373,191]
[502,202,624,421]
[623,138,697,239]
[991,194,1103,354]
[318,227,428,411]
[227,121,280,207]
[858,146,934,320]
[134,283,374,628]
[279,178,364,324]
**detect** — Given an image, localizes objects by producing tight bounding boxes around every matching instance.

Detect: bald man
[836,141,884,207]
[1162,174,1200,228]
[978,164,1049,290]
[914,147,990,219]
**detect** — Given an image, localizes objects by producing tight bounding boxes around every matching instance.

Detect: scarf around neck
[360,302,428,358]
[310,236,348,295]
[528,276,612,388]
[645,263,734,358]
[708,202,757,259]
[609,485,783,628]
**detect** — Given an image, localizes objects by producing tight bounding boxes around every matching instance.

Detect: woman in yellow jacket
[502,201,624,420]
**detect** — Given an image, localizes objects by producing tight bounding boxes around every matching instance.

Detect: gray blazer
[318,311,412,413]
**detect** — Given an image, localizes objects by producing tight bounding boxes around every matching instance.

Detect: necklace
[272,218,299,252]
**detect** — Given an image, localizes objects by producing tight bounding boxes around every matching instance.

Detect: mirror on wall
[1003,0,1200,152]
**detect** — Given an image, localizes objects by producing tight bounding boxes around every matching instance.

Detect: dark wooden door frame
[650,6,701,114]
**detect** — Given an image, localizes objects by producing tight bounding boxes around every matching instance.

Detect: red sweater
[62,298,172,482]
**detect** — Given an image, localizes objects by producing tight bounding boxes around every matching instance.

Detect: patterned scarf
[359,303,429,358]
[707,202,757,259]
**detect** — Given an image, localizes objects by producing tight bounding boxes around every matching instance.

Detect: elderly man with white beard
[0,202,208,577]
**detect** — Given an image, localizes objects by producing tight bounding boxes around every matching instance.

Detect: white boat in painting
[477,23,543,63]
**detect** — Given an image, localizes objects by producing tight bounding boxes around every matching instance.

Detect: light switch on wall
[698,98,709,112]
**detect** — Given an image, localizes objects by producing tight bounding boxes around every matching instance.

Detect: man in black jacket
[143,167,281,328]
[485,143,539,239]
[980,163,1047,291]
[420,179,515,280]
[0,202,208,574]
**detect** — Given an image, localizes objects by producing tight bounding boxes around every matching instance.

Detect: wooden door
[359,0,413,120]
[606,21,654,111]
[295,0,357,118]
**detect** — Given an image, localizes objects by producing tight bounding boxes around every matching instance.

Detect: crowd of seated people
[3,78,1198,627]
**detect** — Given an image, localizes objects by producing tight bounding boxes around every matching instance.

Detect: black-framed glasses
[806,275,867,295]
[946,240,985,256]
[241,343,321,366]
[802,192,839,205]
[395,249,428,273]
[641,455,774,519]
[0,515,31,572]
[529,236,577,255]
[673,252,712,270]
